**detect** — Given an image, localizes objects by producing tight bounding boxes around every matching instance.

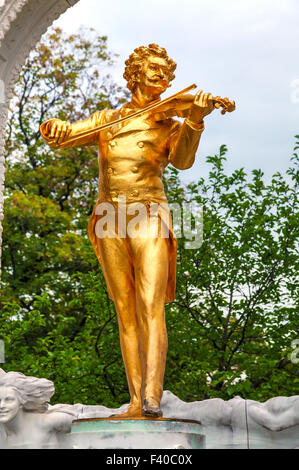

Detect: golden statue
[40,44,235,419]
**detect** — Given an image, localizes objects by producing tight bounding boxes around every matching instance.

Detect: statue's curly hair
[123,43,177,92]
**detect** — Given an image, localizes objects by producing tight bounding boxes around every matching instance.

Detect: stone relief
[0,369,298,449]
[0,369,74,448]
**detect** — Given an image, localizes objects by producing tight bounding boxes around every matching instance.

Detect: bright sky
[54,0,299,183]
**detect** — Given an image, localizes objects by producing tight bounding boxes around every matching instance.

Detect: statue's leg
[132,236,169,418]
[96,236,142,417]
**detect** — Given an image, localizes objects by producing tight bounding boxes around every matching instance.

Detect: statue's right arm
[40,110,105,149]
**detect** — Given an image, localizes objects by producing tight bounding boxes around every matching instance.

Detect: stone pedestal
[66,418,205,449]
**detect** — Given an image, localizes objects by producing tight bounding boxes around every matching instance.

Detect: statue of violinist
[40,44,235,419]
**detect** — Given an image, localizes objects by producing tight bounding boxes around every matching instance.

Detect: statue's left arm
[168,119,205,170]
[168,91,214,170]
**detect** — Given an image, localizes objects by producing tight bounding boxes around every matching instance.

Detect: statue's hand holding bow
[42,119,72,147]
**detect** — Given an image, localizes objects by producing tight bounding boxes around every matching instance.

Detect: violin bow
[51,84,197,148]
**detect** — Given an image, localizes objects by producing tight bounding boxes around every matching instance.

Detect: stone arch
[0,0,79,274]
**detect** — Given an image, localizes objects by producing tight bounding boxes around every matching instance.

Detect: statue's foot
[142,399,162,418]
[109,404,142,419]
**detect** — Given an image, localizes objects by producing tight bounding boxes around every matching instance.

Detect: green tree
[164,143,299,401]
[0,27,298,406]
[1,27,129,406]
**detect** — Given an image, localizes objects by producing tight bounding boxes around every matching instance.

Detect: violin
[47,84,235,148]
[152,88,236,122]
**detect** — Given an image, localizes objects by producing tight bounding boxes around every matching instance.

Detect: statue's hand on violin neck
[188,90,215,123]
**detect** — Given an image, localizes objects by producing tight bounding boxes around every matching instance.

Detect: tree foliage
[0,27,298,406]
[165,145,298,400]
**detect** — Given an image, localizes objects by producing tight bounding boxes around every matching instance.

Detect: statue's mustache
[149,77,170,87]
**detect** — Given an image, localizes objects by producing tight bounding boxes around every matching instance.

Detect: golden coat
[40,102,204,302]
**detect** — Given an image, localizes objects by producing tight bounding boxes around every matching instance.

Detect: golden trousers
[92,203,176,406]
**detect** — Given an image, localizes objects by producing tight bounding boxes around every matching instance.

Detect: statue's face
[0,386,21,423]
[139,55,170,96]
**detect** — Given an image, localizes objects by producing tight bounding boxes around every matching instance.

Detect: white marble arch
[0,0,79,274]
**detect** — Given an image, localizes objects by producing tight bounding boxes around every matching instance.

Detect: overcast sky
[54,0,299,183]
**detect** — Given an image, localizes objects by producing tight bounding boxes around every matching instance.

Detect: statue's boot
[109,402,142,419]
[142,398,162,418]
